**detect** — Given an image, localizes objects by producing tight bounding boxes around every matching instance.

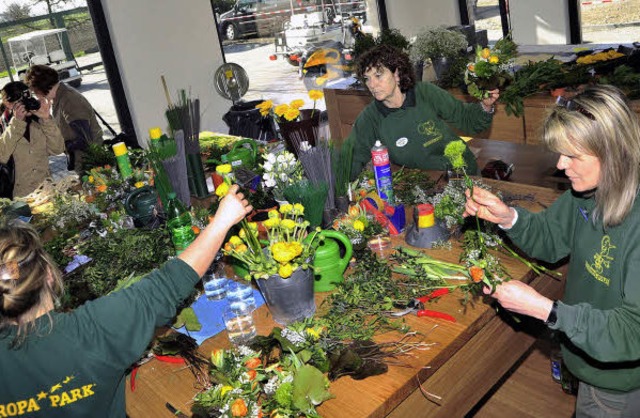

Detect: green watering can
[312,230,353,292]
[210,138,258,170]
[125,186,159,226]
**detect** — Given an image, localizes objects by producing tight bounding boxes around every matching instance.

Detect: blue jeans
[576,382,640,417]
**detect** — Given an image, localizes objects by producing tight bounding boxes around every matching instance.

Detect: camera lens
[20,90,40,111]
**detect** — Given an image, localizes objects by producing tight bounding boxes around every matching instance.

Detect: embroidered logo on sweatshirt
[417,120,443,148]
[585,235,616,286]
[0,375,97,416]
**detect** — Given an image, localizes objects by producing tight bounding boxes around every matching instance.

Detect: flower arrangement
[223,203,321,280]
[261,150,304,201]
[332,204,384,244]
[255,90,325,123]
[464,36,518,100]
[192,323,333,418]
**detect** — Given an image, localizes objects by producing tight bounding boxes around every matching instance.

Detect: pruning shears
[390,289,456,322]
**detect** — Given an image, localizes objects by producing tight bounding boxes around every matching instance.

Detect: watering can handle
[319,230,353,271]
[233,138,258,159]
[125,186,151,215]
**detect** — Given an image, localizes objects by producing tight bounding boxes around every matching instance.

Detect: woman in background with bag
[25,65,103,172]
[0,81,65,198]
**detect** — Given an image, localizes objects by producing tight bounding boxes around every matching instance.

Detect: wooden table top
[125,179,564,418]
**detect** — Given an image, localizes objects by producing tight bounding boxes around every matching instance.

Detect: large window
[579,0,639,44]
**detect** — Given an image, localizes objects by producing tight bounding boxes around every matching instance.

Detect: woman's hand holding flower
[464,186,516,229]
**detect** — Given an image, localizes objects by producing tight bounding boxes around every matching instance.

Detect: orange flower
[231,398,248,417]
[191,225,201,235]
[469,266,485,283]
[84,195,95,203]
[96,184,108,193]
[245,358,262,369]
[246,369,257,381]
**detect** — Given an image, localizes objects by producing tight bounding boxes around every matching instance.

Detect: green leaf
[292,365,334,413]
[173,307,202,331]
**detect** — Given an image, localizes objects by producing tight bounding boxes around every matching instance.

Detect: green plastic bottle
[165,192,195,254]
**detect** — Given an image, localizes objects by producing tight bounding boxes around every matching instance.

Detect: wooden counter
[125,179,564,418]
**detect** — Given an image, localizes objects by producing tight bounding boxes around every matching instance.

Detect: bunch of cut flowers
[260,150,304,201]
[464,36,518,100]
[443,140,561,301]
[255,89,324,123]
[223,202,322,280]
[332,204,384,245]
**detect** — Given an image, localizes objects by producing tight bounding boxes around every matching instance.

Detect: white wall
[385,0,462,39]
[100,0,228,146]
[509,0,571,45]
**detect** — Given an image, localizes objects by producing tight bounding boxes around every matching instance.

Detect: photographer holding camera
[25,65,103,172]
[0,81,65,198]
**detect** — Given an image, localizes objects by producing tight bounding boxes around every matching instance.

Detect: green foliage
[80,143,117,174]
[60,227,173,310]
[292,365,334,413]
[443,140,467,171]
[353,28,411,58]
[600,65,640,99]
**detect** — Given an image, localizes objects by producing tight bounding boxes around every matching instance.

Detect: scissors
[390,289,456,322]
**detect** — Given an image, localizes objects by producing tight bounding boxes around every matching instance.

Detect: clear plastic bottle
[165,192,195,254]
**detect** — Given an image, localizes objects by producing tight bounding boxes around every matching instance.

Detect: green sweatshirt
[507,190,640,392]
[347,82,493,180]
[0,258,199,417]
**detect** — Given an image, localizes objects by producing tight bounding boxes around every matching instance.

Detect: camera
[19,90,40,112]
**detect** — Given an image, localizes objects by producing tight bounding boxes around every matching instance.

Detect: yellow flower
[255,100,273,117]
[211,349,225,369]
[134,181,145,188]
[236,244,248,254]
[278,263,293,278]
[229,235,243,246]
[271,242,302,263]
[239,229,246,239]
[268,209,280,219]
[279,203,293,214]
[247,222,258,231]
[274,103,290,117]
[481,48,491,59]
[215,182,229,197]
[293,203,304,215]
[263,217,280,229]
[305,326,322,340]
[216,164,232,174]
[489,55,499,64]
[353,220,365,231]
[283,107,300,122]
[281,219,296,230]
[289,99,305,109]
[308,89,324,101]
[220,385,233,397]
[88,175,95,183]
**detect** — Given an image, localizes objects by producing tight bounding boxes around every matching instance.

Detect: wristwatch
[481,102,495,114]
[545,300,558,326]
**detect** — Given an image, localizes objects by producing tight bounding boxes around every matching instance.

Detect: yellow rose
[308,89,324,101]
[134,181,145,188]
[274,104,289,117]
[215,182,229,197]
[353,220,365,231]
[489,55,499,64]
[289,99,305,109]
[481,48,491,59]
[293,203,304,215]
[278,263,293,278]
[216,164,232,174]
[279,203,293,214]
[283,107,300,122]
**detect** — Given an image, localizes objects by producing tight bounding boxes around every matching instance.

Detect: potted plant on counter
[411,26,468,82]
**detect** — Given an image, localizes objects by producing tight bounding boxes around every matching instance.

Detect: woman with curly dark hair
[348,44,499,179]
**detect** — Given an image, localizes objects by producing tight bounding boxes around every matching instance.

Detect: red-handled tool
[416,309,456,322]
[416,288,451,303]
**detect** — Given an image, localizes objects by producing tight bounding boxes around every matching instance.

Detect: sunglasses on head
[556,96,596,120]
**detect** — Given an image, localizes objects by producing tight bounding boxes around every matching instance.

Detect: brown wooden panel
[324,87,372,142]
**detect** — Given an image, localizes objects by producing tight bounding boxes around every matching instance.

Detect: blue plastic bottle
[371,140,394,204]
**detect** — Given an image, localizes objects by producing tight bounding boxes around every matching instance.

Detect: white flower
[277,153,286,163]
[266,153,276,164]
[263,161,273,172]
